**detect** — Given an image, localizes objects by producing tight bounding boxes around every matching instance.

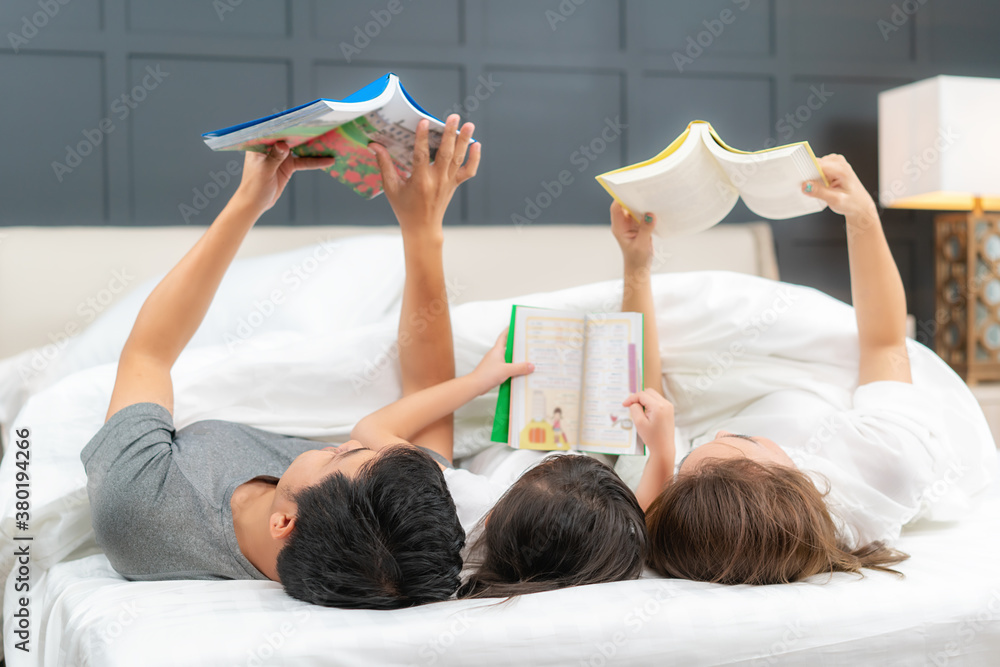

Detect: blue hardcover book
[202,73,448,199]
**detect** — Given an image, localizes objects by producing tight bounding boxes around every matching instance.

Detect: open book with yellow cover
[596,120,828,236]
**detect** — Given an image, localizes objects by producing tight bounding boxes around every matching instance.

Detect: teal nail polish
[805,183,813,193]
[644,213,653,223]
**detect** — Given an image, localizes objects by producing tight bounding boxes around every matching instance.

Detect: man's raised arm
[105,144,334,420]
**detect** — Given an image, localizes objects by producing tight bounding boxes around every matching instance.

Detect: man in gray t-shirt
[85,118,481,609]
[83,403,325,580]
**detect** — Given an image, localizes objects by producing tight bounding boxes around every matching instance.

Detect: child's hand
[371,115,480,239]
[472,329,534,393]
[234,142,335,213]
[623,389,675,458]
[610,202,656,271]
[802,154,878,220]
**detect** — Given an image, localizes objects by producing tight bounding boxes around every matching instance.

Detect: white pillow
[0,234,406,440]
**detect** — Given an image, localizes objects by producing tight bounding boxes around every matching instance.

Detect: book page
[597,123,739,237]
[578,312,644,455]
[702,136,827,220]
[509,308,585,451]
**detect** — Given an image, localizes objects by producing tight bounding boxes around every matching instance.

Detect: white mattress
[8,462,1000,667]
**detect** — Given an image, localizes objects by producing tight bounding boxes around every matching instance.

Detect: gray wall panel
[928,0,1000,67]
[128,56,291,225]
[481,69,624,225]
[634,0,771,56]
[483,1,622,51]
[126,0,290,37]
[790,0,913,62]
[3,0,1000,335]
[0,0,102,36]
[312,0,462,46]
[0,53,106,224]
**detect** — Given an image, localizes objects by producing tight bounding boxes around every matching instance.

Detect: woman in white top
[625,153,924,584]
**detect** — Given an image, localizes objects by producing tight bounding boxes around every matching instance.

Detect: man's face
[277,440,378,496]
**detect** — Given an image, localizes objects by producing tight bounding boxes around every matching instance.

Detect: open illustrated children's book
[491,306,645,456]
[202,73,450,199]
[596,120,829,236]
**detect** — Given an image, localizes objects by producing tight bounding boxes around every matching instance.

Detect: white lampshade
[878,75,1000,211]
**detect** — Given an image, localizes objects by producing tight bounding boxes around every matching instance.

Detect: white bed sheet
[2,266,998,665]
[9,469,1000,667]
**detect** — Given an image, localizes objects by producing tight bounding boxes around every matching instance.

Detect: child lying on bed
[348,133,686,599]
[626,153,932,584]
[82,117,483,609]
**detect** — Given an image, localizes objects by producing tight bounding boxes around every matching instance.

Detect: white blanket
[1,262,997,663]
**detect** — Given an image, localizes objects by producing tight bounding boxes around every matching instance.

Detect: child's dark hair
[458,455,646,598]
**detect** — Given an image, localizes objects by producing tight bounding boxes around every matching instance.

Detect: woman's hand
[802,154,878,221]
[623,389,675,458]
[233,142,335,214]
[371,114,480,240]
[471,329,534,393]
[610,202,656,271]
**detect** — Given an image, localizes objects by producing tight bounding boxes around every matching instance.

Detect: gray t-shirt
[82,402,323,581]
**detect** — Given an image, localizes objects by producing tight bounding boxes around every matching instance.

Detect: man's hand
[471,329,534,393]
[623,389,675,457]
[611,202,656,271]
[234,141,336,213]
[802,154,878,220]
[370,115,480,238]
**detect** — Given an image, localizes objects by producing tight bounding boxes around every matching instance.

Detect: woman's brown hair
[645,457,908,585]
[458,455,646,599]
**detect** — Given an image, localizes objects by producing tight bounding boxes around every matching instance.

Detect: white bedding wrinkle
[0,270,997,665]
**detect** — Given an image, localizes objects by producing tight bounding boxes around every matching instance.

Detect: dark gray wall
[3,0,1000,328]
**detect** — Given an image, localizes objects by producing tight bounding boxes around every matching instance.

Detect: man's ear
[269,511,296,541]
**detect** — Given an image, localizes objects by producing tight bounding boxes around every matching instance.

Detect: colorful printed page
[579,313,644,455]
[508,307,585,452]
[500,306,644,456]
[203,73,446,199]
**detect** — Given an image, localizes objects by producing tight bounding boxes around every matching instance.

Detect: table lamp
[879,75,1000,384]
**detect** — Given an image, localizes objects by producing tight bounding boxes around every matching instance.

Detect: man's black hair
[277,446,465,609]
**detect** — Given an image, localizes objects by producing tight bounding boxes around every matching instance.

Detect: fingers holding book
[802,154,878,220]
[610,202,657,271]
[369,114,480,233]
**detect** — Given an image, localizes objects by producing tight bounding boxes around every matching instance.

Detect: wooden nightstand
[968,382,1000,448]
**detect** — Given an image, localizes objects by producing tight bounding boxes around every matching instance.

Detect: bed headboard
[0,223,777,359]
